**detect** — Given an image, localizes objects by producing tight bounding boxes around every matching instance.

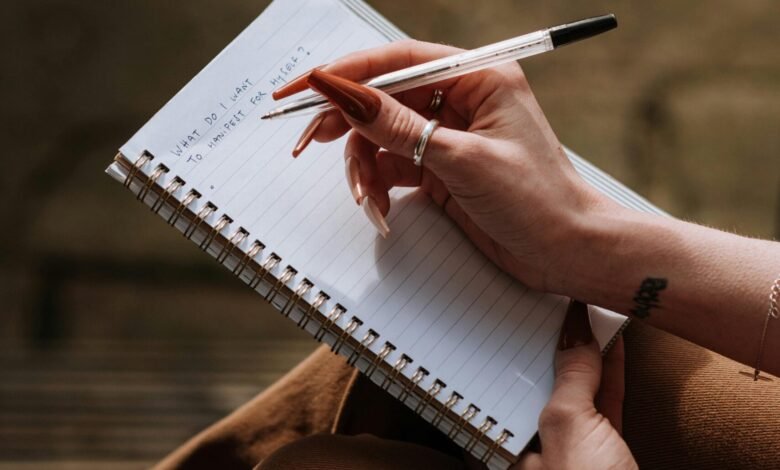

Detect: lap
[157,321,780,469]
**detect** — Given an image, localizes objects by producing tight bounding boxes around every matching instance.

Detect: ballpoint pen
[261,14,617,120]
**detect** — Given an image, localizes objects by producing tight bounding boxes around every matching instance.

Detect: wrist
[552,194,658,303]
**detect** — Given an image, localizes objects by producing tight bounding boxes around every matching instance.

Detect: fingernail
[272,67,322,100]
[307,69,380,124]
[345,156,364,204]
[292,112,326,158]
[557,300,593,350]
[363,196,390,238]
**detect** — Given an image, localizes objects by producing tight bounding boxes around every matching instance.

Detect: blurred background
[0,0,778,468]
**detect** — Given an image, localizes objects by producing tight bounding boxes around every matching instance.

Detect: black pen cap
[549,14,617,48]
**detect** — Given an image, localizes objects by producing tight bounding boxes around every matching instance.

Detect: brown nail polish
[292,112,326,158]
[345,156,364,204]
[272,68,320,100]
[307,70,380,124]
[557,300,593,350]
[363,196,390,238]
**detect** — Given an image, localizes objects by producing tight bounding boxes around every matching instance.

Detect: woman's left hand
[513,301,636,470]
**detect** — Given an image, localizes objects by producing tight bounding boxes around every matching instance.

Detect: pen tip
[260,113,271,120]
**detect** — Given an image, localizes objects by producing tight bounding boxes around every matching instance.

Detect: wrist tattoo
[631,277,667,318]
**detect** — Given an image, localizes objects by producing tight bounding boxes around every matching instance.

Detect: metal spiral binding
[314,304,346,342]
[482,429,513,464]
[200,215,232,251]
[297,291,329,329]
[281,278,314,318]
[332,316,362,354]
[414,379,444,415]
[137,164,169,202]
[152,176,185,214]
[168,189,200,226]
[365,342,395,378]
[123,152,152,188]
[233,241,265,277]
[431,391,462,427]
[465,416,496,453]
[346,329,378,366]
[184,202,217,240]
[380,354,411,390]
[397,367,428,403]
[217,227,248,264]
[266,266,297,303]
[248,253,281,290]
[448,404,479,439]
[117,151,517,467]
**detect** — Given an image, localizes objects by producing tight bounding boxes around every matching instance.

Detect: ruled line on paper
[217,29,359,212]
[323,191,428,287]
[474,298,564,403]
[373,227,465,330]
[493,318,560,410]
[460,293,546,393]
[445,284,528,375]
[411,263,498,355]
[174,1,322,180]
[423,274,512,361]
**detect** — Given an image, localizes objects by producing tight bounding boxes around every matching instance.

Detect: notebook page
[117,0,627,457]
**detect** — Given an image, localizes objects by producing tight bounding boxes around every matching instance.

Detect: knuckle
[538,402,579,430]
[557,356,600,379]
[445,134,486,165]
[396,38,419,48]
[386,106,418,153]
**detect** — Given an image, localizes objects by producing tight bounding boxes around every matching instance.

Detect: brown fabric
[154,345,357,470]
[257,434,466,470]
[622,321,780,469]
[331,367,465,461]
[157,321,780,470]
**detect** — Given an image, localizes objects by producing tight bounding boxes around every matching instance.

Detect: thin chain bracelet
[742,275,780,381]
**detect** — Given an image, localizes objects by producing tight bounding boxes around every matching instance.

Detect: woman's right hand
[278,39,780,379]
[277,39,618,294]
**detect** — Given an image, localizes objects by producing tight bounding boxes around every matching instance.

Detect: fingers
[345,132,389,237]
[512,452,543,470]
[551,301,601,408]
[306,70,484,176]
[344,132,388,209]
[291,85,469,157]
[595,336,625,435]
[273,40,465,100]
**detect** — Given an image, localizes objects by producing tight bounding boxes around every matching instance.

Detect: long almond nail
[272,67,323,100]
[557,300,593,350]
[307,70,380,124]
[363,196,390,238]
[292,112,326,158]
[345,157,364,204]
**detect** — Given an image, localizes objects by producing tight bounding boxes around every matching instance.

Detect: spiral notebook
[106,0,663,467]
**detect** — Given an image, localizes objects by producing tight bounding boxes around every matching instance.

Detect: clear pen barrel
[371,30,552,94]
[267,30,553,118]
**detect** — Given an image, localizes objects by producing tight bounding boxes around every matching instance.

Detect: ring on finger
[428,89,444,113]
[413,119,439,167]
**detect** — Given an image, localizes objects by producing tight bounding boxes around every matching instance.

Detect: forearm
[568,203,780,376]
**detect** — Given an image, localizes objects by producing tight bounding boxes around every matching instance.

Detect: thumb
[551,300,602,406]
[306,69,484,176]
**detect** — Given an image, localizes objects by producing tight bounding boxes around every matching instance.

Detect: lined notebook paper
[107,0,657,467]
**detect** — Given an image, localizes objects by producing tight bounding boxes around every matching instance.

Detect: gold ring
[428,89,444,112]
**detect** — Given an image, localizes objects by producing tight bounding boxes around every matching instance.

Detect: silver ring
[428,89,444,112]
[413,119,439,167]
